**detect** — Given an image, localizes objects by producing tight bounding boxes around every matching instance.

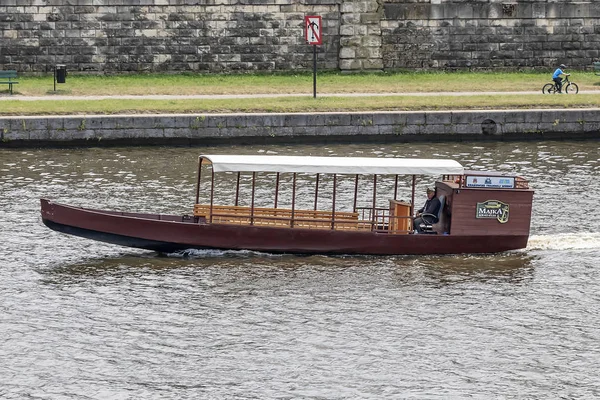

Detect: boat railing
[356,207,412,234]
[194,204,362,230]
[193,204,412,234]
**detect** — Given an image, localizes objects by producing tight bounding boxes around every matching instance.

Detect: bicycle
[542,75,579,94]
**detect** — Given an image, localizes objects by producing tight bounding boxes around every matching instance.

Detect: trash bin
[55,65,67,83]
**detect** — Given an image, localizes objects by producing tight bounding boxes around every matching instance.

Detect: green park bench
[594,62,600,76]
[0,70,19,94]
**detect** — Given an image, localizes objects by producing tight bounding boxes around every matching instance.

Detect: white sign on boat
[466,175,515,188]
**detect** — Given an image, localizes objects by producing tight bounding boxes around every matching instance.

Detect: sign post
[305,16,322,98]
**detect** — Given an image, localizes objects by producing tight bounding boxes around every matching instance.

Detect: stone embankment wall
[0,0,341,73]
[1,0,598,73]
[381,1,600,70]
[1,109,598,147]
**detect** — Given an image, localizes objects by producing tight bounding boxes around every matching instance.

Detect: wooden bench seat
[0,70,18,94]
[193,204,360,230]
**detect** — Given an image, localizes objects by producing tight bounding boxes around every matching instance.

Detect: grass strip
[3,71,600,97]
[1,94,599,116]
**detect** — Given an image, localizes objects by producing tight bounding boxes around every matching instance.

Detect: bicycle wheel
[565,83,579,94]
[542,83,556,94]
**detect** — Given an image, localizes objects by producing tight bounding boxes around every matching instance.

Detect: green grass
[1,71,599,115]
[1,94,599,116]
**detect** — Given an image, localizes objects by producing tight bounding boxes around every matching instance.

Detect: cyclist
[552,64,569,93]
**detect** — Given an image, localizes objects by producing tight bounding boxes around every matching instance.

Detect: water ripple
[1,141,600,399]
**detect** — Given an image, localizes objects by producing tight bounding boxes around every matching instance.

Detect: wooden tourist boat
[40,155,534,255]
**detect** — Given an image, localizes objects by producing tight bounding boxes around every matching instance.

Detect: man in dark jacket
[413,187,441,233]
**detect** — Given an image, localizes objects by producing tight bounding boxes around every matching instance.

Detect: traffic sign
[305,16,322,45]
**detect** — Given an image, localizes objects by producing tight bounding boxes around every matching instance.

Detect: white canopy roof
[200,155,464,176]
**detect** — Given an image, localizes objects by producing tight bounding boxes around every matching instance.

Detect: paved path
[0,91,559,101]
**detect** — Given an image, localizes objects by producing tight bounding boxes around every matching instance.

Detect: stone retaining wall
[1,0,599,73]
[382,1,600,70]
[0,0,341,73]
[1,109,599,147]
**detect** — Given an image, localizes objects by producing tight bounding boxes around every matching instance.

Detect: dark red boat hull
[40,199,529,255]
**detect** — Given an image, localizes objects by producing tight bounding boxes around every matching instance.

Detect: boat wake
[527,232,600,251]
[168,233,600,259]
[167,248,285,259]
[159,233,600,259]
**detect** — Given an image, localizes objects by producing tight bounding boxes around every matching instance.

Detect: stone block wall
[1,109,599,147]
[1,0,599,73]
[382,0,600,70]
[339,0,384,70]
[0,0,341,73]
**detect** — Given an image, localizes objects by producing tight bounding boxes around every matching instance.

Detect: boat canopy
[200,155,464,176]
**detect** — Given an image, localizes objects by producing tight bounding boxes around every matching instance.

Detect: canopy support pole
[274,172,280,208]
[331,174,337,230]
[410,174,416,222]
[235,172,241,206]
[371,174,377,231]
[209,169,215,223]
[353,174,359,212]
[291,173,297,228]
[314,173,320,211]
[250,172,256,225]
[195,158,203,205]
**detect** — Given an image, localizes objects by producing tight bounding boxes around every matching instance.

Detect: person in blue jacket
[552,64,569,93]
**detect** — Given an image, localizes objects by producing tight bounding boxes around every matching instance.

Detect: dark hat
[560,64,567,68]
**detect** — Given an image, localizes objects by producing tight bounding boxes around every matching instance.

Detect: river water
[1,140,599,399]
